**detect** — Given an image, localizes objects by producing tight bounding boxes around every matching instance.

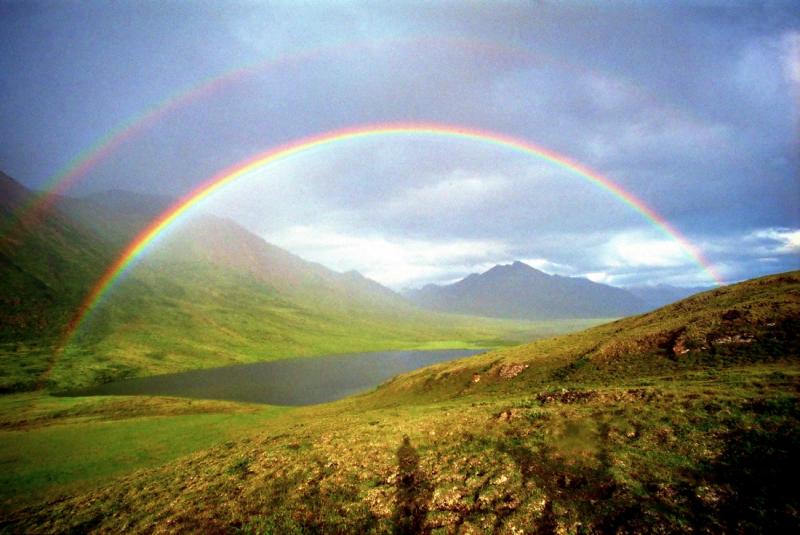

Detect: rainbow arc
[60,122,724,350]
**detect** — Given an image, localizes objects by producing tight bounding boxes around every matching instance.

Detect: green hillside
[0,176,120,391]
[0,175,113,343]
[2,271,798,532]
[51,250,535,392]
[376,270,800,403]
[1,175,571,392]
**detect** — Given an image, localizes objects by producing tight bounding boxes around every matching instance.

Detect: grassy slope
[47,257,585,391]
[372,270,800,404]
[1,180,596,392]
[0,196,118,393]
[0,394,288,512]
[2,271,798,533]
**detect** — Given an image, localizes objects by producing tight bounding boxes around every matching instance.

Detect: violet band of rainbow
[61,122,724,349]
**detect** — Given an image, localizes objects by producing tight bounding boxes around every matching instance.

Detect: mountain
[0,174,531,391]
[387,270,800,401]
[626,283,714,310]
[0,170,31,212]
[130,212,417,315]
[58,189,175,246]
[1,173,113,342]
[405,261,648,319]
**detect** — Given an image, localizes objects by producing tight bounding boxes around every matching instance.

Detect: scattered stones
[535,389,597,405]
[471,373,481,383]
[711,333,754,345]
[495,408,525,422]
[497,363,529,379]
[672,338,691,355]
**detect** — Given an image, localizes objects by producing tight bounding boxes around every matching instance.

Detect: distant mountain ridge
[140,213,415,314]
[405,261,649,319]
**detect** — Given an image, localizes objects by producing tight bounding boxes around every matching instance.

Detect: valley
[2,174,577,393]
[0,174,614,525]
[0,269,797,531]
[2,170,797,532]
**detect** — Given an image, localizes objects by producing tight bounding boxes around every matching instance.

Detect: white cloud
[731,30,800,110]
[583,271,613,284]
[670,227,800,286]
[747,227,800,254]
[382,171,510,217]
[600,231,690,269]
[265,225,508,289]
[782,32,800,86]
[703,227,800,258]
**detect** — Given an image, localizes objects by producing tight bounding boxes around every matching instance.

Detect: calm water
[62,349,484,405]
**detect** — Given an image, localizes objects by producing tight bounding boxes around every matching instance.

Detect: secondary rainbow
[62,122,724,346]
[5,35,672,240]
[3,35,531,236]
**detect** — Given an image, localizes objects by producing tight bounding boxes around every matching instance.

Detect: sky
[1,1,798,290]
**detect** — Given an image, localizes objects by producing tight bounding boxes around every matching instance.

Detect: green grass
[8,364,798,533]
[0,394,289,511]
[1,271,797,532]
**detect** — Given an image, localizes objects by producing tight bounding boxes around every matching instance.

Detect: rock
[535,389,597,404]
[497,363,529,379]
[711,333,754,345]
[495,408,524,422]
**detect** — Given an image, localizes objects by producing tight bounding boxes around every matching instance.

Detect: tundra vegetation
[1,271,797,533]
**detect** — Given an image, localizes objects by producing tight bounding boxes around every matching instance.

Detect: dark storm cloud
[1,1,797,288]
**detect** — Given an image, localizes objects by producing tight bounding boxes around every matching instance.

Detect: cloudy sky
[1,1,798,289]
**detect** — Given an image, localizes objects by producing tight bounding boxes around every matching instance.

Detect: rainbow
[5,34,673,239]
[3,55,295,236]
[60,122,724,350]
[3,35,528,236]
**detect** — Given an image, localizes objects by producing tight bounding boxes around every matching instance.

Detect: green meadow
[0,314,601,513]
[0,394,289,511]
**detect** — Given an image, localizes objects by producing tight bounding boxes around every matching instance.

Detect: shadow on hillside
[393,436,432,535]
[698,398,800,532]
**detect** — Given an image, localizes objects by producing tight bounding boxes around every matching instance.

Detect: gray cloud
[1,1,797,288]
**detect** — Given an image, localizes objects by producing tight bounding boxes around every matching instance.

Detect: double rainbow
[4,35,534,235]
[7,34,674,240]
[61,122,723,349]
